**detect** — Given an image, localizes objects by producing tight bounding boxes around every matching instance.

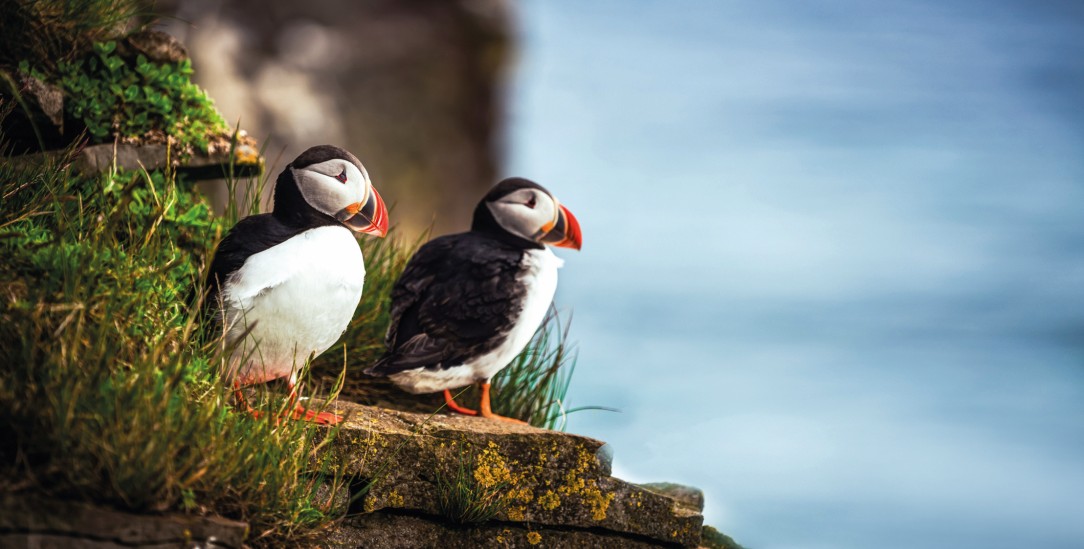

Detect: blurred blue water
[505,1,1084,548]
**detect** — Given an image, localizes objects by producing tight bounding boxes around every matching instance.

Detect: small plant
[436,448,510,524]
[19,40,229,154]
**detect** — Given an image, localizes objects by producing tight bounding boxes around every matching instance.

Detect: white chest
[222,225,365,383]
[487,247,564,374]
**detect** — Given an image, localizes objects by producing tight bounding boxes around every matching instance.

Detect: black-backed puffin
[364,178,581,423]
[206,145,388,425]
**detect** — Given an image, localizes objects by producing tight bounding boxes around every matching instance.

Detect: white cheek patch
[293,160,367,217]
[486,193,556,241]
[531,197,558,238]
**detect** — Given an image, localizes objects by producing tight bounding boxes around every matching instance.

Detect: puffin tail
[363,354,397,377]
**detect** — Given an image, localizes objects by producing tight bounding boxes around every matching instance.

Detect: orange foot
[443,389,478,416]
[233,382,342,425]
[234,382,262,418]
[479,382,528,425]
[291,405,344,425]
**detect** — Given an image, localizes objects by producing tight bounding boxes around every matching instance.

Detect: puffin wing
[366,233,525,376]
[204,214,308,316]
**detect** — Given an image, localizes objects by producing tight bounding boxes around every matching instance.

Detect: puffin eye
[525,195,537,209]
[335,169,348,183]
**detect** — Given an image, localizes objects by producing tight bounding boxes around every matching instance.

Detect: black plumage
[365,232,529,376]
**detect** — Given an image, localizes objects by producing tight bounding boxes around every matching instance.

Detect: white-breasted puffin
[364,178,581,424]
[206,145,388,425]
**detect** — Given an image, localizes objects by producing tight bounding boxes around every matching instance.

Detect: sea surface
[506,2,1084,548]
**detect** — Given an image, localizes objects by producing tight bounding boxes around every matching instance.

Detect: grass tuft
[436,449,510,524]
[0,0,144,70]
[490,307,598,430]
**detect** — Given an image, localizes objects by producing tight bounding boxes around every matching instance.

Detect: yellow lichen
[585,485,615,521]
[474,442,514,489]
[507,505,526,521]
[551,446,614,521]
[538,490,560,511]
[508,486,533,503]
[386,490,405,507]
[527,531,542,545]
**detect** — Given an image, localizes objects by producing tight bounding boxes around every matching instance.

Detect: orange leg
[443,389,478,416]
[478,382,528,425]
[232,380,342,425]
[233,381,263,419]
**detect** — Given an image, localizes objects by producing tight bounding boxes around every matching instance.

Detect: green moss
[19,39,228,154]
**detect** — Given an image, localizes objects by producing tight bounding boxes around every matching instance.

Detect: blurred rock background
[155,0,514,238]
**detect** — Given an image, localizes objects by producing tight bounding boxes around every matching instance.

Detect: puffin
[365,178,581,423]
[206,145,388,425]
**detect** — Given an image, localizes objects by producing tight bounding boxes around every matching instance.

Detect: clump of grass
[344,227,423,364]
[436,449,510,524]
[0,0,143,70]
[0,136,346,546]
[489,307,586,430]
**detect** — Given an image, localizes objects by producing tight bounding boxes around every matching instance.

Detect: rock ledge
[321,401,704,547]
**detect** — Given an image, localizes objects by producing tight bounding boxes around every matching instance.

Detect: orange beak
[540,204,582,250]
[337,186,389,237]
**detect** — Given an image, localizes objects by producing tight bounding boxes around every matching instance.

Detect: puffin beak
[337,186,389,237]
[540,204,582,250]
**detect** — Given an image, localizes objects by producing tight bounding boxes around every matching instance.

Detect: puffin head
[274,144,389,237]
[472,177,582,250]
